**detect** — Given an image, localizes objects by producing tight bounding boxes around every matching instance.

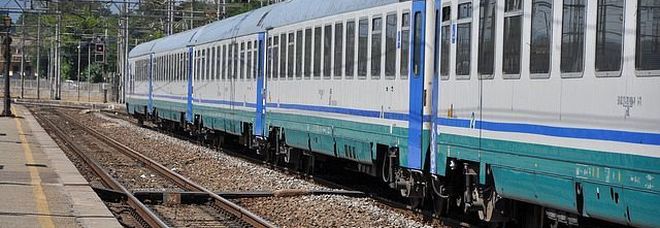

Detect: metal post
[124,5,129,103]
[77,41,81,101]
[20,13,25,99]
[36,12,41,100]
[48,42,52,99]
[190,0,194,28]
[2,16,13,117]
[88,43,91,102]
[222,0,226,19]
[55,6,61,100]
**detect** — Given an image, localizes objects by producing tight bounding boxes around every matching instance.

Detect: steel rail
[36,113,169,228]
[53,109,275,228]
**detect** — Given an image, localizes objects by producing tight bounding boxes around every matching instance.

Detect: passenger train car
[126,0,660,227]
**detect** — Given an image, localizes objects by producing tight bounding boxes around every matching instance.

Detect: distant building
[0,36,33,79]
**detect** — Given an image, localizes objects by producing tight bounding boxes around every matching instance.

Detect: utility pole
[87,42,91,102]
[77,41,81,101]
[20,12,25,99]
[55,8,61,100]
[36,12,41,100]
[48,41,52,99]
[222,0,226,19]
[190,0,194,29]
[2,15,13,117]
[124,1,129,103]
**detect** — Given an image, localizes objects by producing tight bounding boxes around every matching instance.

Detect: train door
[254,33,267,137]
[406,0,427,170]
[186,47,193,123]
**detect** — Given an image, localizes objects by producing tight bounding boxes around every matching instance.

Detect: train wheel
[409,197,425,210]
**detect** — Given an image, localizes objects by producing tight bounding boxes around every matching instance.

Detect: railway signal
[93,37,105,63]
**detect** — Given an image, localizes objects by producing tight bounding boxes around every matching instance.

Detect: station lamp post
[1,15,13,117]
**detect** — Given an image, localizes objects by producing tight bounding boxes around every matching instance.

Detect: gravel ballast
[66,109,445,227]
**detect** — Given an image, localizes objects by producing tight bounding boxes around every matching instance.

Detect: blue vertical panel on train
[406,0,426,170]
[254,33,266,137]
[430,0,442,175]
[148,54,154,113]
[186,47,194,123]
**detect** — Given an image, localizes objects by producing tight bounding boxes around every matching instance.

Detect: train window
[334,23,343,79]
[163,57,166,81]
[175,56,177,81]
[280,34,287,79]
[208,48,215,80]
[253,40,258,80]
[636,0,660,73]
[288,32,295,79]
[440,6,451,80]
[233,43,239,79]
[226,46,232,80]
[273,36,279,80]
[211,48,216,80]
[595,0,624,74]
[503,0,523,76]
[222,45,227,80]
[385,13,396,79]
[174,54,177,81]
[203,50,207,80]
[560,0,586,75]
[458,2,472,19]
[173,54,177,81]
[247,42,253,79]
[267,38,272,79]
[314,27,322,78]
[216,47,221,80]
[456,3,472,77]
[304,28,312,79]
[180,53,183,81]
[479,0,496,76]
[371,16,383,79]
[324,25,332,78]
[412,12,422,76]
[196,53,199,80]
[241,42,246,79]
[296,30,303,79]
[530,0,552,75]
[358,18,368,78]
[346,20,356,79]
[401,12,410,79]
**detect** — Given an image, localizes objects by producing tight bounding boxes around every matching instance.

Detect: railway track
[34,108,274,228]
[91,109,475,227]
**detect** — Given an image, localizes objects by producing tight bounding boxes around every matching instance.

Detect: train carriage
[126,0,660,227]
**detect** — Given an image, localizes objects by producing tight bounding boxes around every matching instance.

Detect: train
[126,0,660,227]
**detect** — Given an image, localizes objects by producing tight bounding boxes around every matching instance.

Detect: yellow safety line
[12,107,56,228]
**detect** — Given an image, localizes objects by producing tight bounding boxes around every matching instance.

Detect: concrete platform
[0,105,121,228]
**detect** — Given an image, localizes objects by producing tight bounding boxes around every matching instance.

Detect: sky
[0,0,22,21]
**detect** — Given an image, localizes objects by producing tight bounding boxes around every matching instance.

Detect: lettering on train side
[617,96,643,118]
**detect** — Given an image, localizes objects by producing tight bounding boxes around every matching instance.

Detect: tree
[81,63,104,83]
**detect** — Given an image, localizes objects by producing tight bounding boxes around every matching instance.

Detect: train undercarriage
[132,107,627,228]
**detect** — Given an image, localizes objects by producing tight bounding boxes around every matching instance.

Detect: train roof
[129,0,401,58]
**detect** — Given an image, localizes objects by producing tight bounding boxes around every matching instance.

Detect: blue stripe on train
[438,117,660,146]
[135,95,660,146]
